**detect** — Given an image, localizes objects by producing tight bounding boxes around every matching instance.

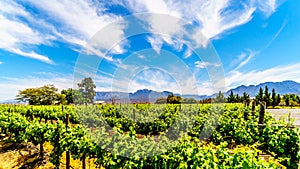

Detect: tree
[16,84,64,105]
[78,77,96,104]
[255,87,264,103]
[283,94,290,106]
[227,91,235,103]
[235,94,241,103]
[263,86,271,107]
[242,92,250,105]
[276,94,281,106]
[296,95,300,104]
[110,95,119,105]
[271,88,277,108]
[167,94,182,104]
[61,88,84,104]
[200,98,212,104]
[290,100,297,108]
[182,98,197,104]
[214,91,226,103]
[155,97,167,104]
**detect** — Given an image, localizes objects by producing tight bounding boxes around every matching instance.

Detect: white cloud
[232,20,286,70]
[121,0,279,53]
[256,0,277,17]
[195,61,221,69]
[147,36,164,54]
[137,54,146,59]
[0,74,74,100]
[226,63,300,90]
[184,48,193,58]
[24,0,126,56]
[0,2,54,64]
[11,48,54,64]
[123,0,261,40]
[0,0,126,63]
[0,61,2,65]
[234,50,257,70]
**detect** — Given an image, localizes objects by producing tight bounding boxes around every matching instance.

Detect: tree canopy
[78,77,96,104]
[214,91,226,103]
[167,94,182,104]
[16,84,66,105]
[61,88,84,104]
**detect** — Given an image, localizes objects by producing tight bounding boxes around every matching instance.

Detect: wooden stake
[259,101,266,125]
[65,107,70,169]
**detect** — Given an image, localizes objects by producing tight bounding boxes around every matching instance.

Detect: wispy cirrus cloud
[232,19,287,71]
[0,0,127,64]
[0,0,54,64]
[120,0,281,53]
[24,0,127,56]
[195,61,221,69]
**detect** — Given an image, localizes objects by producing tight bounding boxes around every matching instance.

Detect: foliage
[182,98,197,104]
[0,104,299,168]
[78,77,96,104]
[271,88,277,108]
[214,91,226,103]
[16,84,65,105]
[256,87,264,103]
[167,94,182,104]
[242,92,250,105]
[227,91,235,103]
[61,88,84,104]
[155,97,167,104]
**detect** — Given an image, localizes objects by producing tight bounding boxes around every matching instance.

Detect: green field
[0,104,299,169]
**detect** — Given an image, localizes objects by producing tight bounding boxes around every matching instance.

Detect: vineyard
[0,103,299,169]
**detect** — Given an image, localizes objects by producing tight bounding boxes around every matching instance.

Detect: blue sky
[0,0,300,100]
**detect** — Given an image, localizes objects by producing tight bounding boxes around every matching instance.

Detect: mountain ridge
[2,80,300,103]
[95,80,300,103]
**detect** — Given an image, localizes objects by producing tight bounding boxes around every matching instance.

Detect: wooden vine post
[251,100,256,116]
[64,105,71,169]
[243,101,248,121]
[82,154,86,169]
[40,141,44,159]
[258,101,266,134]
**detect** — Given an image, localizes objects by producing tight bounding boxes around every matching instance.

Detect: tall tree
[16,85,64,105]
[235,94,241,103]
[78,77,96,104]
[215,91,226,103]
[263,86,271,107]
[271,88,277,107]
[276,94,281,106]
[296,95,300,104]
[242,92,250,105]
[283,94,290,106]
[255,87,264,103]
[227,91,235,103]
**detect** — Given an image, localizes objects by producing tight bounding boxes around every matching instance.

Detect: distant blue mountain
[226,80,300,97]
[96,80,300,102]
[2,80,300,104]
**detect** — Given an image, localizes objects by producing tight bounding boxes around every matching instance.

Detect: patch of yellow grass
[0,140,103,169]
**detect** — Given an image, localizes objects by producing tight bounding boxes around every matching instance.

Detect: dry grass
[0,139,102,169]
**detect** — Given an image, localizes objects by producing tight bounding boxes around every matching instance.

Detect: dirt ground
[0,137,99,169]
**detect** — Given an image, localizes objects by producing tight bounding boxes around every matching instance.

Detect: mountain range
[96,80,300,103]
[1,80,300,104]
